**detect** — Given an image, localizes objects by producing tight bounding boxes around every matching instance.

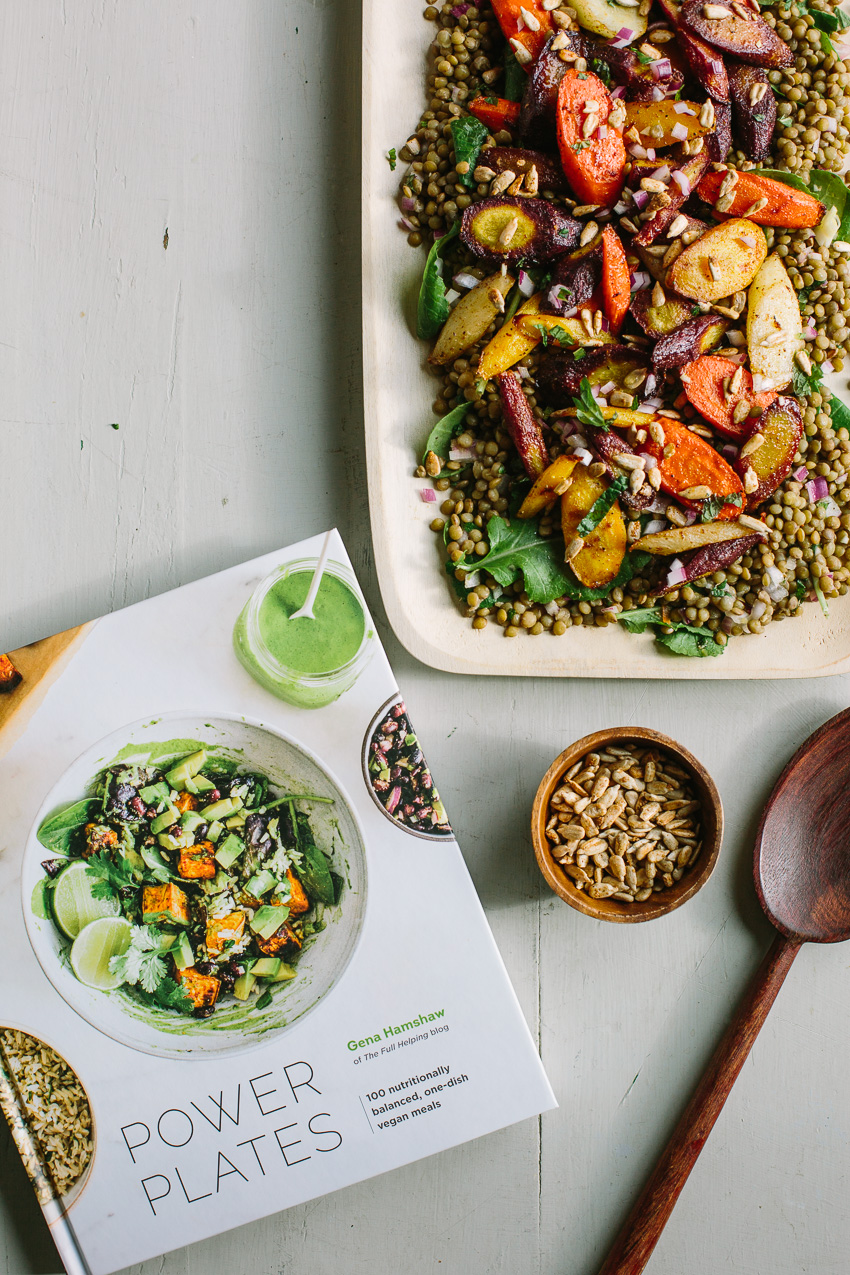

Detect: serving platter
[362,0,850,678]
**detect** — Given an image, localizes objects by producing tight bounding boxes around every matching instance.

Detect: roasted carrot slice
[697,170,825,229]
[679,355,777,440]
[601,227,630,336]
[496,371,549,477]
[490,0,554,66]
[555,70,626,208]
[517,455,579,519]
[638,416,745,517]
[467,96,521,133]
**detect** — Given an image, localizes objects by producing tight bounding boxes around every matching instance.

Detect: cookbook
[0,530,555,1275]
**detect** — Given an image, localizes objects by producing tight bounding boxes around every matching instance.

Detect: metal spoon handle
[289,530,333,621]
[598,931,802,1275]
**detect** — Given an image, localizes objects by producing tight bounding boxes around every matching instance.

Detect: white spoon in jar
[288,530,334,621]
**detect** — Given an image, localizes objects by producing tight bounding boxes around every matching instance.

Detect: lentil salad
[398,0,850,655]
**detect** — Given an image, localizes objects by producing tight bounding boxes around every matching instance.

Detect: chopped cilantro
[109,925,169,994]
[573,347,586,360]
[387,148,397,170]
[85,850,137,900]
[571,377,609,433]
[795,579,807,601]
[572,140,591,152]
[792,360,824,397]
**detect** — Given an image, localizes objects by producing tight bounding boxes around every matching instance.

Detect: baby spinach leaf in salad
[450,116,488,188]
[37,798,102,854]
[417,221,461,340]
[472,515,575,604]
[423,399,471,462]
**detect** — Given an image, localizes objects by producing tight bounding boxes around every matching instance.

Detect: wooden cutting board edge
[0,624,95,759]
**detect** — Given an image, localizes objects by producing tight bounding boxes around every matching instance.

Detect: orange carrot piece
[556,70,625,208]
[697,170,825,229]
[640,416,744,517]
[490,0,554,65]
[467,96,522,132]
[601,227,630,335]
[679,355,777,440]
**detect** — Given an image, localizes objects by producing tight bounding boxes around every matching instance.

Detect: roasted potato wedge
[666,218,767,303]
[631,216,709,282]
[623,101,713,147]
[728,64,775,161]
[478,293,543,382]
[652,315,729,369]
[430,272,515,366]
[460,196,581,265]
[635,519,766,554]
[517,455,580,519]
[679,0,794,66]
[735,395,804,508]
[560,468,627,588]
[746,253,801,391]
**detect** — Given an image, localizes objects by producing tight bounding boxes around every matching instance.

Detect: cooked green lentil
[399,0,850,643]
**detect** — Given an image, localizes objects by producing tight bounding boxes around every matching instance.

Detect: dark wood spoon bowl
[599,706,850,1275]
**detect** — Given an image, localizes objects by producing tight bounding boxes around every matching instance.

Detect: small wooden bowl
[531,727,723,924]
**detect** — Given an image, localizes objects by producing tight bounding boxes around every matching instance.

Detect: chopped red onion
[821,116,839,134]
[463,571,481,588]
[544,601,561,617]
[632,187,650,210]
[766,566,785,589]
[568,433,589,450]
[564,305,578,319]
[611,86,627,99]
[445,288,460,305]
[518,269,536,297]
[650,58,672,81]
[803,323,817,339]
[628,144,649,161]
[644,374,658,396]
[673,102,697,116]
[637,451,655,467]
[399,216,415,232]
[631,271,652,292]
[740,233,756,248]
[793,465,808,482]
[611,26,636,46]
[750,600,767,622]
[573,447,594,466]
[823,359,835,374]
[599,380,617,395]
[516,364,531,380]
[450,2,470,13]
[671,122,689,141]
[665,559,688,587]
[401,195,416,212]
[727,330,746,346]
[597,315,610,332]
[720,442,739,462]
[644,518,667,535]
[645,148,656,161]
[651,86,665,101]
[598,124,609,138]
[819,495,842,518]
[547,284,567,309]
[671,170,691,196]
[682,509,698,526]
[449,444,476,461]
[420,487,437,503]
[651,165,671,182]
[721,615,735,634]
[453,271,479,291]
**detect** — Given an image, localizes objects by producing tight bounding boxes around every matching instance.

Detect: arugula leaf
[416,221,460,340]
[85,850,137,900]
[37,799,101,854]
[616,607,725,656]
[450,116,488,188]
[576,476,628,538]
[572,377,609,433]
[700,493,742,522]
[754,167,850,241]
[473,516,575,604]
[792,360,824,397]
[422,399,470,462]
[829,393,850,434]
[656,625,725,657]
[503,47,526,101]
[294,812,335,905]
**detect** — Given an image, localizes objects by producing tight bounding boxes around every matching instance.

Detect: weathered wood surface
[2,4,850,1274]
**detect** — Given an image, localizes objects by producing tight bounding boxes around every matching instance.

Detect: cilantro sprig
[85,850,137,900]
[700,493,742,522]
[109,925,168,993]
[571,377,609,434]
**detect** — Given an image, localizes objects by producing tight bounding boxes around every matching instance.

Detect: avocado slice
[164,749,208,789]
[252,957,282,978]
[245,870,277,898]
[199,795,243,821]
[151,807,179,835]
[171,931,195,970]
[233,971,257,1001]
[251,904,290,940]
[214,832,245,870]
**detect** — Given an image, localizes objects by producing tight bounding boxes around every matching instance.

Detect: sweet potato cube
[206,911,246,957]
[83,822,119,859]
[176,966,220,1010]
[286,870,310,917]
[142,882,189,927]
[0,655,22,693]
[256,921,303,958]
[174,791,198,814]
[177,840,216,880]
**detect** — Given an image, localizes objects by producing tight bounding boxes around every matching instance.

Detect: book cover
[0,530,555,1275]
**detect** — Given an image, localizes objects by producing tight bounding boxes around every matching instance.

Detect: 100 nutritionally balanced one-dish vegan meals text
[397,0,850,656]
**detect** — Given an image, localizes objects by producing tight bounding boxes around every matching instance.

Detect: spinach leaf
[450,116,488,188]
[572,377,609,433]
[830,393,850,434]
[473,516,575,604]
[576,476,628,538]
[590,58,612,85]
[294,813,335,905]
[37,798,101,853]
[503,47,526,101]
[416,221,460,340]
[422,399,471,462]
[753,167,850,240]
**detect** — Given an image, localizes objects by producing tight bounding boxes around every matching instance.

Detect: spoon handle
[598,931,802,1275]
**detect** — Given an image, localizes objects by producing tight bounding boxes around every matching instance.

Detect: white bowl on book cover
[22,712,368,1060]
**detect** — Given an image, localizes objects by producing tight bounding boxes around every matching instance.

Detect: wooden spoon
[598,706,850,1275]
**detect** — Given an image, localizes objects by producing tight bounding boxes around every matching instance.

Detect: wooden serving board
[0,626,93,759]
[361,0,850,678]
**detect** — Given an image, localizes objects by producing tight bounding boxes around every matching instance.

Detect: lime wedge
[70,917,133,990]
[52,860,121,939]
